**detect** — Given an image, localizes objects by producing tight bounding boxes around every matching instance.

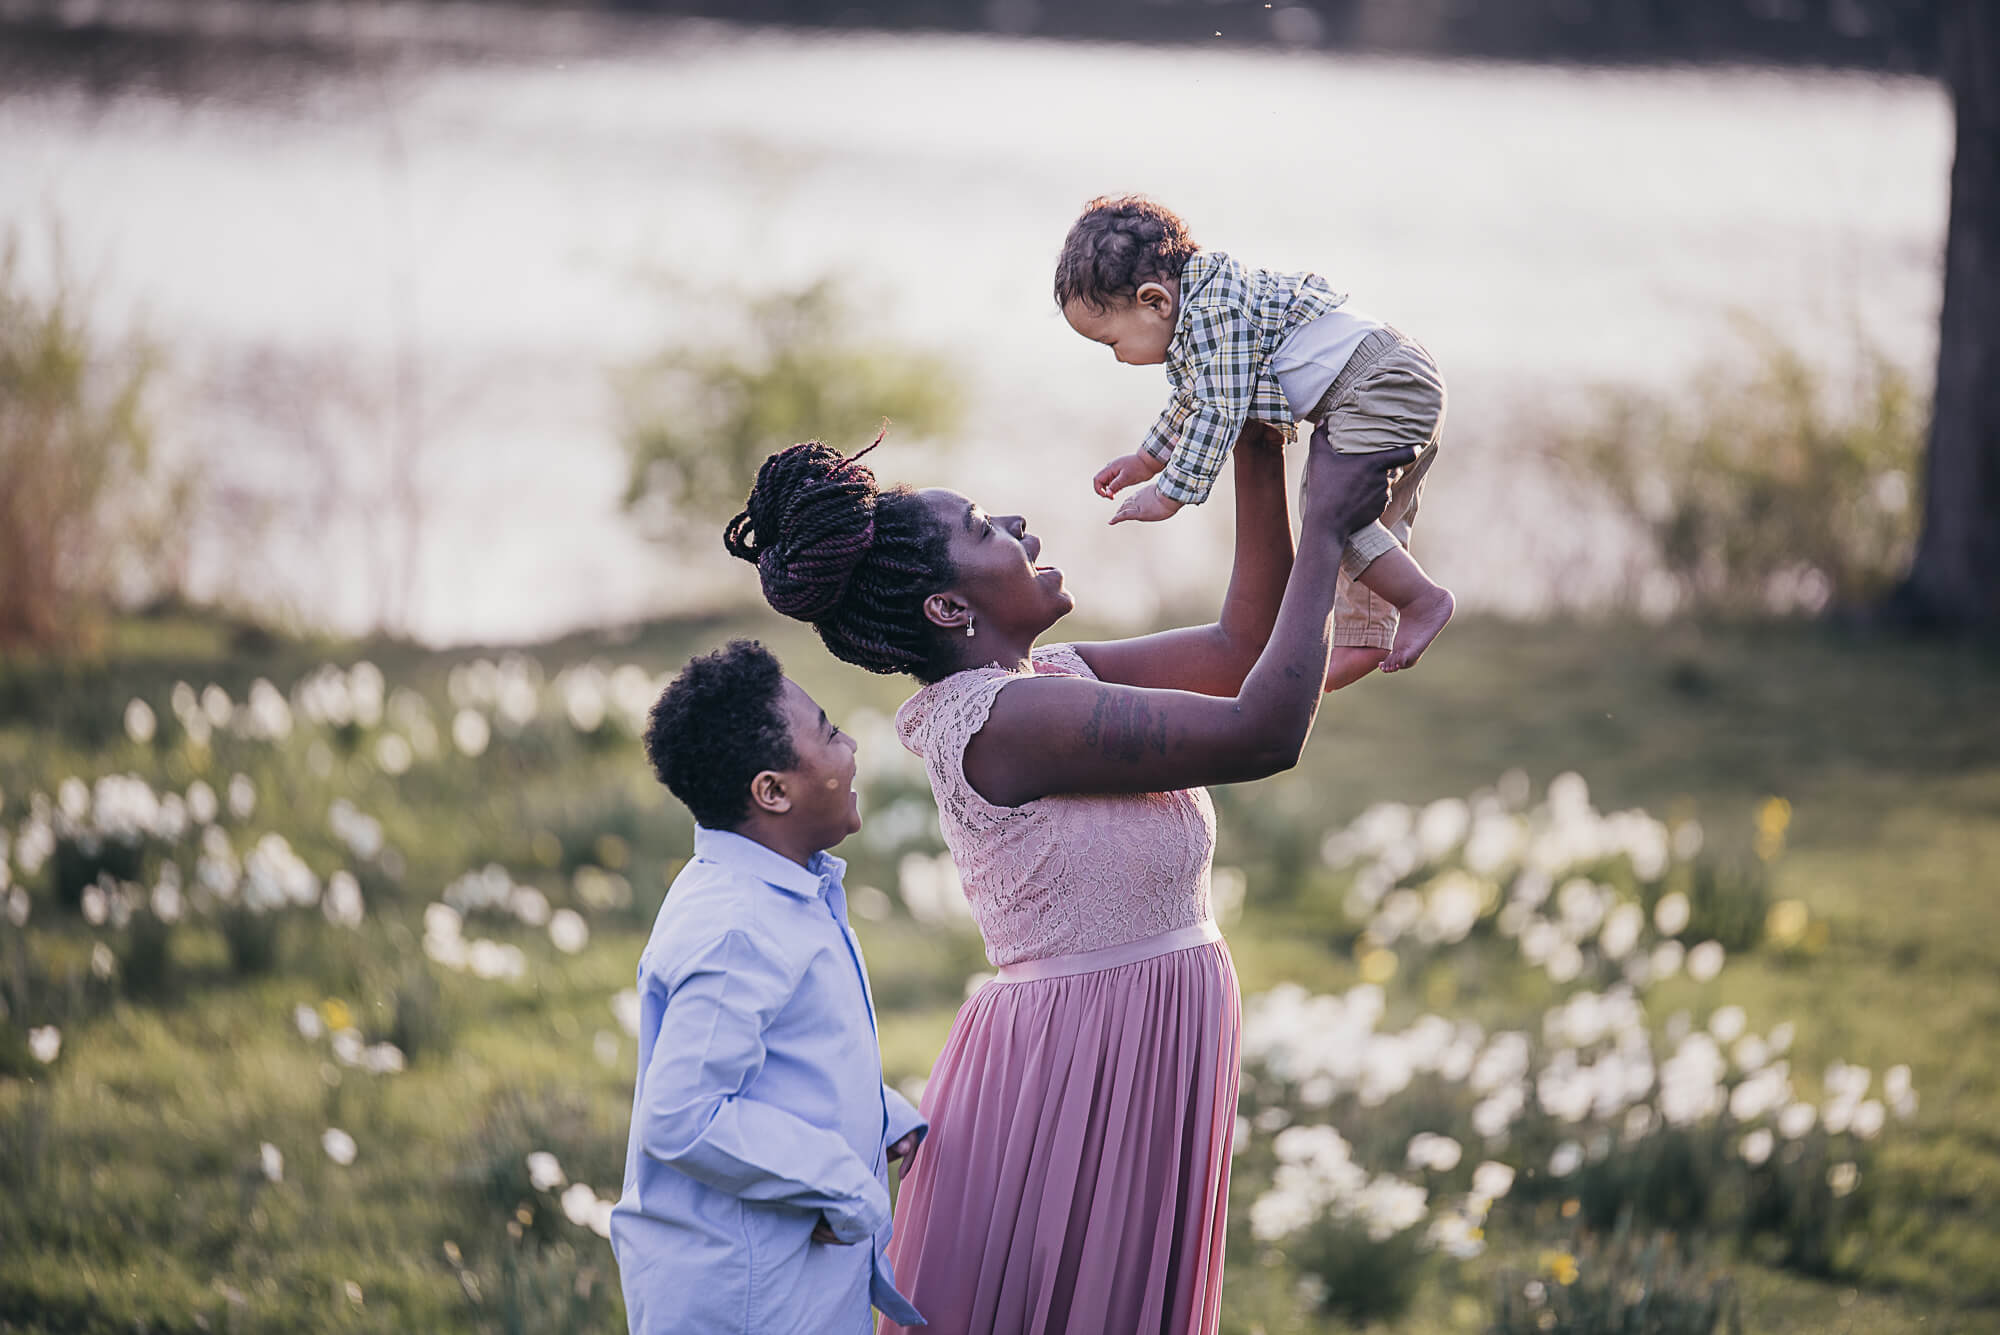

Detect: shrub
[1551,321,1924,616]
[0,227,190,649]
[618,277,962,543]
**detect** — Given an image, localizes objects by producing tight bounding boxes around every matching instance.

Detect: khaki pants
[1305,327,1445,650]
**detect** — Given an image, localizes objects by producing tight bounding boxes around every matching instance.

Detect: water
[0,14,1952,644]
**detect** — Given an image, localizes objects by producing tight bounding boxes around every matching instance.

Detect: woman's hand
[1299,419,1401,549]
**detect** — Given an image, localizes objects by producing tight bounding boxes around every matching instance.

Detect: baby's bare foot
[1324,646,1388,691]
[1382,586,1455,673]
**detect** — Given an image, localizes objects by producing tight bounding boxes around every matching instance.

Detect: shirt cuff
[1155,468,1213,506]
[824,1175,894,1244]
[882,1087,928,1156]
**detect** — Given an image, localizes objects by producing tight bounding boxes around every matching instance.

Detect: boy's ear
[748,769,792,817]
[1135,281,1174,318]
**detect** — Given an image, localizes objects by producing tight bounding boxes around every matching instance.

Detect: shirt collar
[692,826,844,900]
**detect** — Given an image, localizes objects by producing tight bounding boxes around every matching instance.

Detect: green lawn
[1,610,1995,1333]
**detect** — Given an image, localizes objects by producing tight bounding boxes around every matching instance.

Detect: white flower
[561,1182,598,1227]
[260,1142,284,1182]
[4,887,26,928]
[124,699,157,744]
[295,1005,325,1040]
[1599,903,1644,960]
[186,780,218,825]
[375,734,414,776]
[81,883,109,927]
[424,903,463,942]
[1739,1128,1775,1166]
[589,1197,615,1239]
[1653,892,1691,937]
[452,710,491,758]
[526,1151,566,1192]
[611,989,642,1037]
[1471,1161,1515,1201]
[1732,1035,1770,1073]
[1708,1005,1747,1043]
[1406,1132,1463,1173]
[91,942,116,980]
[28,1026,61,1063]
[228,774,257,822]
[509,886,551,927]
[1685,940,1726,982]
[362,1043,406,1075]
[1828,1162,1860,1197]
[323,871,365,928]
[1548,1141,1583,1177]
[468,940,527,981]
[548,909,590,955]
[151,873,184,924]
[202,685,234,729]
[1778,1101,1817,1139]
[322,1128,358,1165]
[1649,939,1685,981]
[1851,1100,1886,1140]
[332,1029,365,1066]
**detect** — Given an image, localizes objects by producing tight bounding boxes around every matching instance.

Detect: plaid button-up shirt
[1141,251,1346,506]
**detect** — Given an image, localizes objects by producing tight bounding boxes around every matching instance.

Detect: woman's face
[919,488,1073,640]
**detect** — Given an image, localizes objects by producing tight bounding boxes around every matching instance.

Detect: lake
[0,7,1952,643]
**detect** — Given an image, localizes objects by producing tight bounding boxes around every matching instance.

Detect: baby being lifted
[1055,194,1454,689]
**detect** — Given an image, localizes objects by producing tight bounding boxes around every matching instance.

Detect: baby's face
[1062,283,1176,366]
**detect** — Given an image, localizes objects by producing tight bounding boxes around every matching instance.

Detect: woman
[724,422,1413,1335]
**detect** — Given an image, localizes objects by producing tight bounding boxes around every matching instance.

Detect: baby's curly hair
[643,639,796,831]
[1053,194,1200,313]
[725,436,959,681]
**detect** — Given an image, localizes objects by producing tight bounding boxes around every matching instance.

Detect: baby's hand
[1093,451,1165,499]
[1109,482,1184,525]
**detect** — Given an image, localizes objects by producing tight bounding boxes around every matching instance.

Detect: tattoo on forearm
[1083,692,1168,762]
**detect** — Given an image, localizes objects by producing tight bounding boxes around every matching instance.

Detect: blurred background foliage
[617,277,962,545]
[1551,323,1926,618]
[0,227,193,652]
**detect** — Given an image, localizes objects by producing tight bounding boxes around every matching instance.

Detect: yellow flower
[1539,1250,1580,1286]
[1755,796,1792,860]
[1767,899,1810,948]
[1359,947,1399,984]
[319,998,353,1032]
[1560,1197,1580,1219]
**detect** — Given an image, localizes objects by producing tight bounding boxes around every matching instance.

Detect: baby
[1055,195,1454,688]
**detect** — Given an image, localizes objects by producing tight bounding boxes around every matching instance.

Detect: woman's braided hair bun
[723,438,880,621]
[725,432,957,679]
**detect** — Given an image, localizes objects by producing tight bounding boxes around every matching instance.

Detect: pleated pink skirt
[882,923,1241,1335]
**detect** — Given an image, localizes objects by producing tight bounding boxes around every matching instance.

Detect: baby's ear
[1136,281,1174,317]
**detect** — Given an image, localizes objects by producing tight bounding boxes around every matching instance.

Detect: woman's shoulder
[892,646,1094,757]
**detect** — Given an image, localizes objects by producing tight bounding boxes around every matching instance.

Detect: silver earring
[964,616,976,638]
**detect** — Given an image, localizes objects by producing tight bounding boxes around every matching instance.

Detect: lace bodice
[895,644,1217,967]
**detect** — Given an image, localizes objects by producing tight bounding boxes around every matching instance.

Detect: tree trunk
[1894,0,2000,629]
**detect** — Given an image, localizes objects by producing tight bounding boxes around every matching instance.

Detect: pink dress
[883,644,1240,1335]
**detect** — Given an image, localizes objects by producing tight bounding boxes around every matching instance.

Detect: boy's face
[1062,280,1178,366]
[771,677,862,851]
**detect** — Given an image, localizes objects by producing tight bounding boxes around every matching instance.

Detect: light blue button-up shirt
[610,826,927,1334]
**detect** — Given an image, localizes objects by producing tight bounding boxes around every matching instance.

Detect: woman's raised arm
[962,428,1416,807]
[1069,422,1294,696]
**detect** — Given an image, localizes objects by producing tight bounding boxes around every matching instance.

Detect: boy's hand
[1109,482,1184,525]
[889,1133,920,1162]
[811,1214,862,1245]
[1094,451,1166,499]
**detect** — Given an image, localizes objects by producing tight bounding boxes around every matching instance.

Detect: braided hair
[1053,194,1199,313]
[725,436,959,681]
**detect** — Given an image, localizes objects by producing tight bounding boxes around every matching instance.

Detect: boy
[609,639,926,1333]
[1055,194,1455,688]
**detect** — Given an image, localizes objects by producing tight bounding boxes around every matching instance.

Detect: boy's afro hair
[642,639,796,831]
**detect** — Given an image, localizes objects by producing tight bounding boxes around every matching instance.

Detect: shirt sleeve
[636,930,891,1243]
[881,1085,928,1158]
[1152,301,1261,507]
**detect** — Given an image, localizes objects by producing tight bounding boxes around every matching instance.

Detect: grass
[1,607,1997,1333]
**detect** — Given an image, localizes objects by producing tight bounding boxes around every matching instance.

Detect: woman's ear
[748,769,792,816]
[922,592,974,635]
